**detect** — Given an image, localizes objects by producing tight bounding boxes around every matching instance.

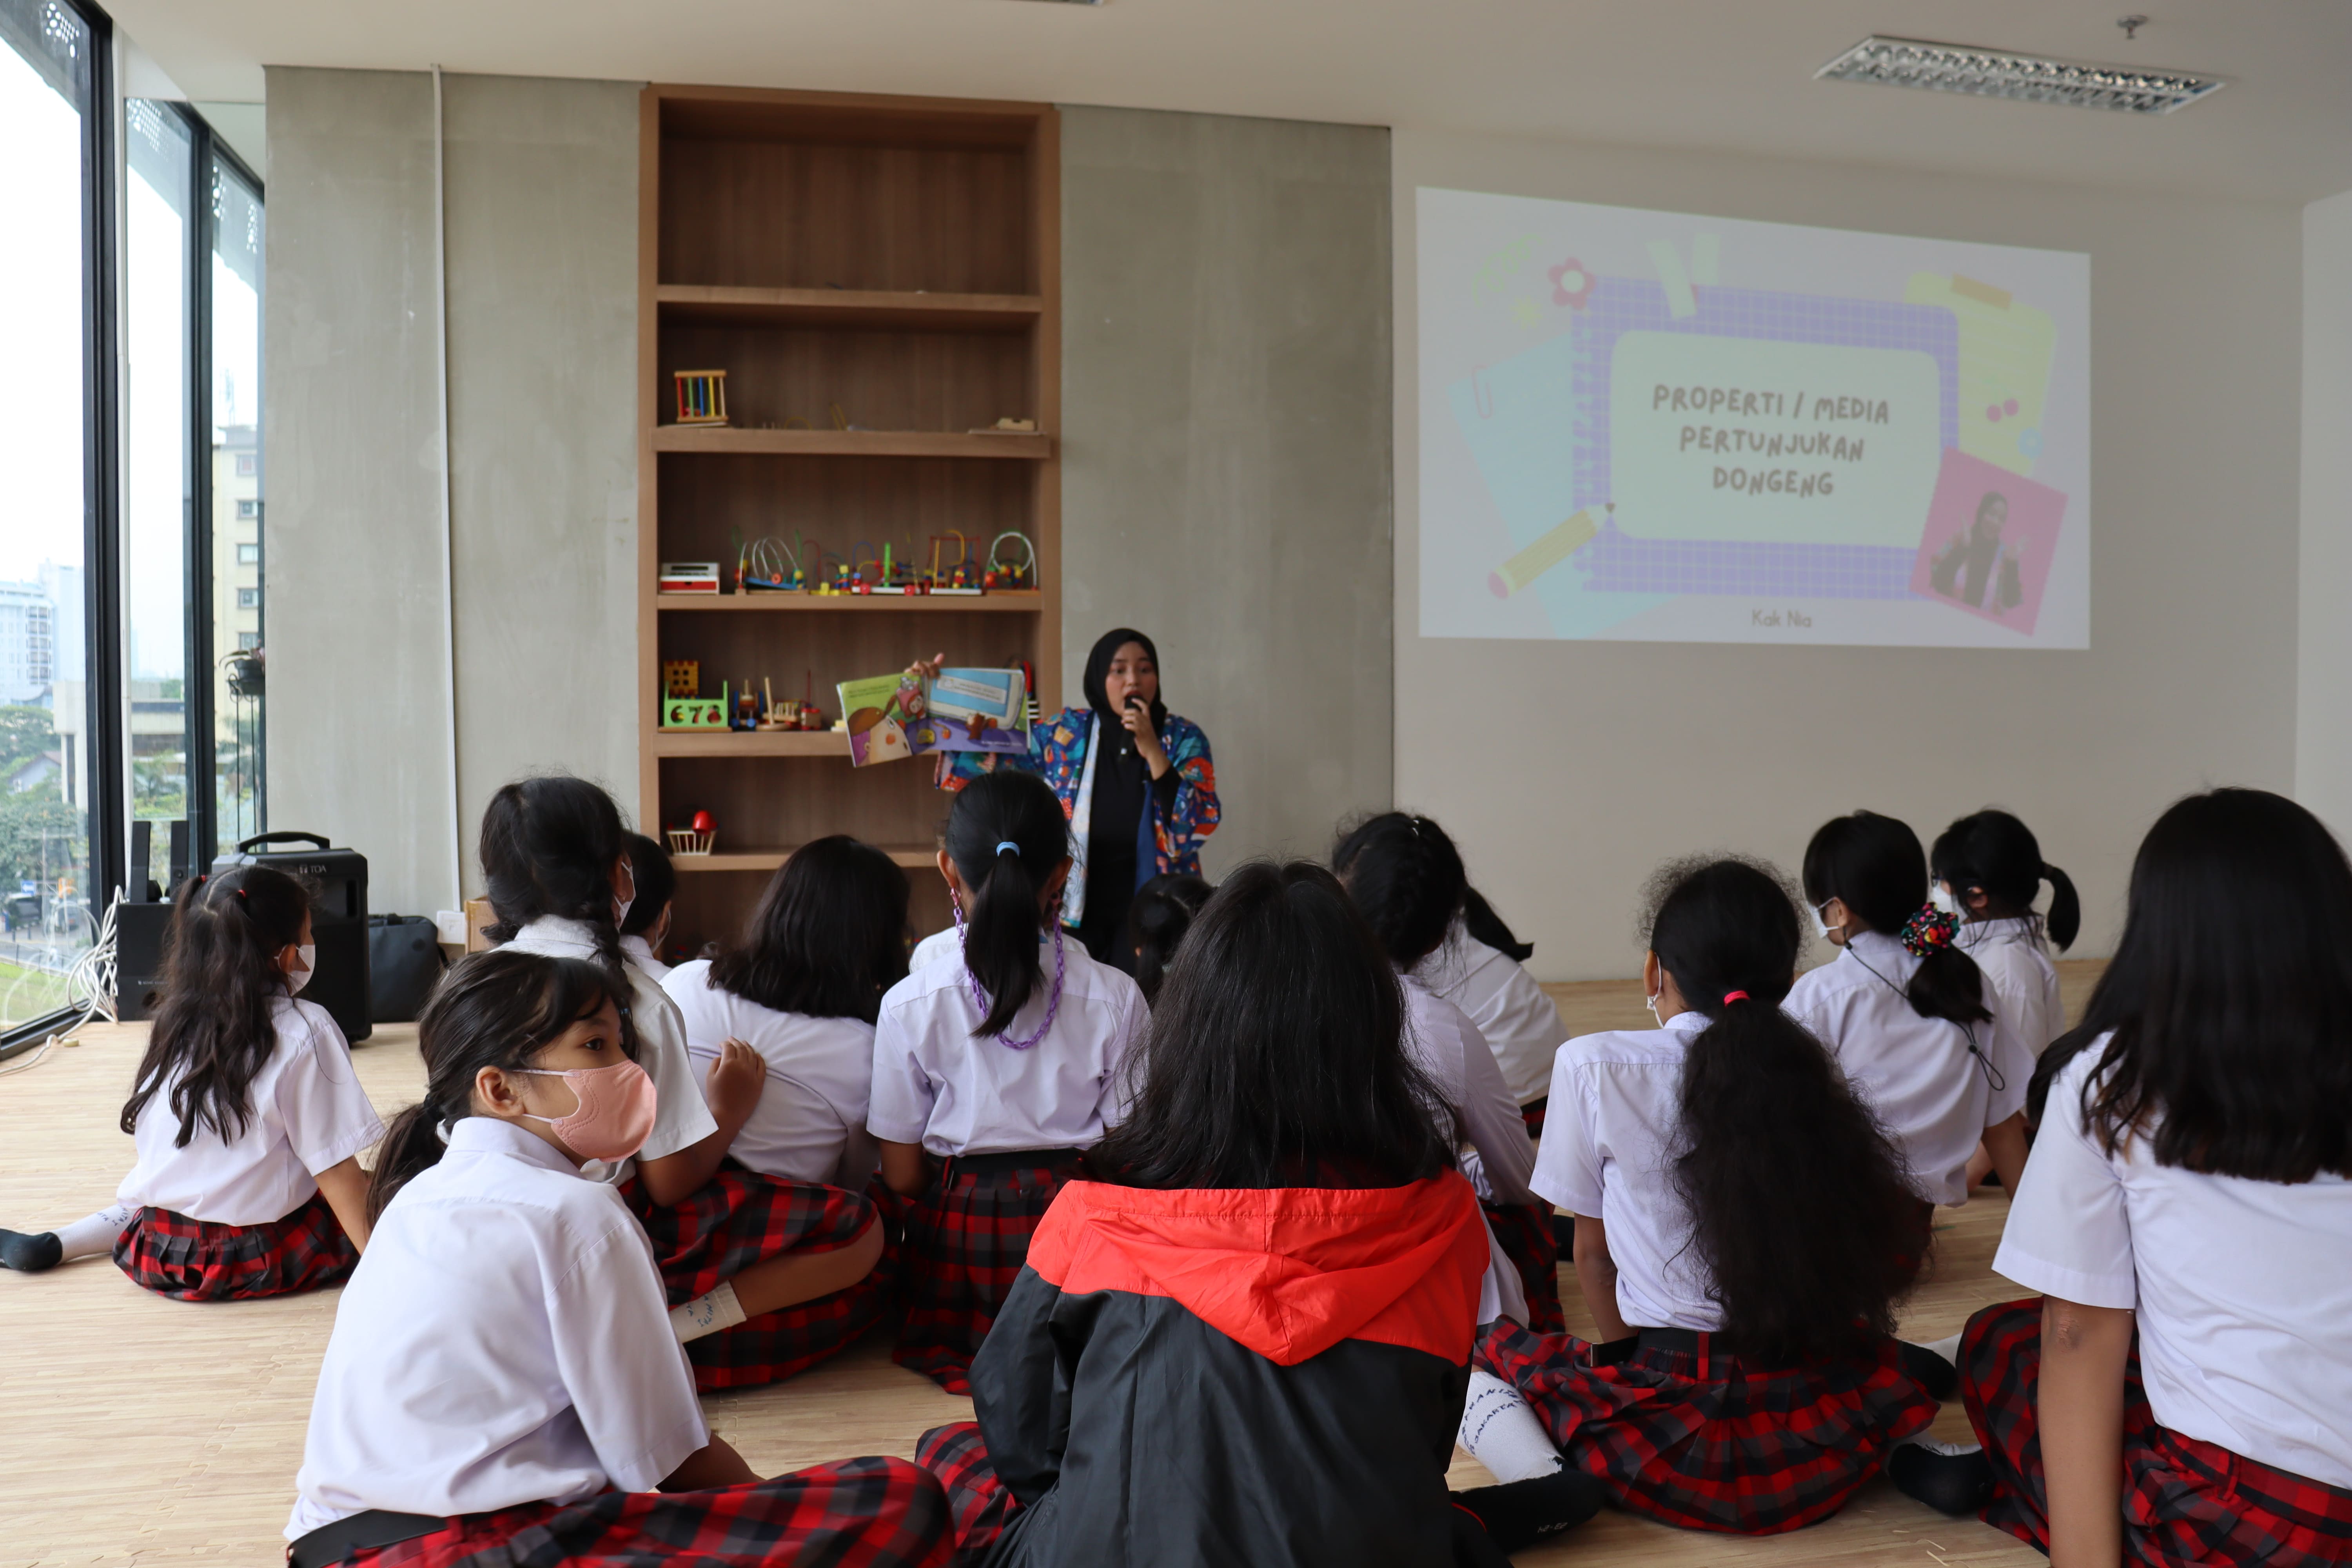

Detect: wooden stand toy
[673,370,728,427]
[984,530,1039,590]
[666,809,717,857]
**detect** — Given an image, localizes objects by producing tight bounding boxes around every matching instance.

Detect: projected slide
[1417,189,2089,647]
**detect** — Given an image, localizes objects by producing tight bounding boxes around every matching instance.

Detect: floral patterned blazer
[942,707,1220,918]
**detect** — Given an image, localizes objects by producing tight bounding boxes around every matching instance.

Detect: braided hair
[478,775,632,984]
[1331,812,1468,968]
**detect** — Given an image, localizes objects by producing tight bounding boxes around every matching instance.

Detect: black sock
[1452,1469,1606,1553]
[1886,1443,1993,1517]
[1899,1340,1959,1401]
[0,1229,63,1273]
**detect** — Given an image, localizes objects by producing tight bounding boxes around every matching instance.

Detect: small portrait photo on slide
[1911,449,2067,636]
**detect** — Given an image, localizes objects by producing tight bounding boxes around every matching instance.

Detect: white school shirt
[1534,1014,1720,1331]
[501,917,717,1185]
[1997,1044,2352,1489]
[661,959,880,1189]
[1403,975,1538,1206]
[287,1117,708,1537]
[1957,918,2063,1056]
[1782,930,2034,1206]
[908,926,959,971]
[117,995,383,1226]
[1413,924,1564,1107]
[620,933,672,983]
[867,935,1145,1158]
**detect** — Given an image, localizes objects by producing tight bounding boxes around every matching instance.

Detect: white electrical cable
[432,63,463,917]
[1,890,125,1077]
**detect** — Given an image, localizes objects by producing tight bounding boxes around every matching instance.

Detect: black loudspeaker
[114,898,173,1023]
[209,832,373,1043]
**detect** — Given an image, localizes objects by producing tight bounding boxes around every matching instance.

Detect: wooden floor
[0,966,2102,1565]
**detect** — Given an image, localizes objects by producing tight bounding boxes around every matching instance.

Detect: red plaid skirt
[349,1456,955,1568]
[1483,1199,1566,1334]
[622,1160,886,1391]
[915,1421,1022,1561]
[895,1149,1082,1395]
[1962,1297,2352,1565]
[1477,1318,1937,1534]
[111,1191,356,1301]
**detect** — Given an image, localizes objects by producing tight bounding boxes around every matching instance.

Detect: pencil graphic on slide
[1489,506,1605,597]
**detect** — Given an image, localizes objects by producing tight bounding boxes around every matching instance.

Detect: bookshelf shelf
[655,592,1043,613]
[656,284,1043,332]
[674,844,939,874]
[651,426,1051,459]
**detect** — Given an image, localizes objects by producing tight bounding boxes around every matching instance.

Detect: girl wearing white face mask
[286,950,953,1567]
[0,866,384,1294]
[483,775,885,1388]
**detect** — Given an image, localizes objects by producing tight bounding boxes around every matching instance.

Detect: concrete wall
[265,69,639,915]
[1394,129,2305,978]
[1060,106,1394,874]
[2300,188,2352,843]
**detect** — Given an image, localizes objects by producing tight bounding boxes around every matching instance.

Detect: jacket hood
[1025,1173,1490,1367]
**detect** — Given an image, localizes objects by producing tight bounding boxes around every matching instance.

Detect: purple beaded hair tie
[953,898,1069,1051]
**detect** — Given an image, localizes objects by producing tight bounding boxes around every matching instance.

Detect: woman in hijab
[907,630,1220,971]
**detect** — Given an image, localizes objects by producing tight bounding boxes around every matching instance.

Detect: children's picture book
[835,667,1030,766]
[906,667,1030,755]
[835,673,913,767]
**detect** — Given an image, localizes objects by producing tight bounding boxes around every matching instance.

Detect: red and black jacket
[967,1171,1494,1567]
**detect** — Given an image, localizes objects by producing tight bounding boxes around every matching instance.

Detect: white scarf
[1059,712,1102,929]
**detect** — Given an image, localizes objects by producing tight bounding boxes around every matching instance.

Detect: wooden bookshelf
[638,85,1060,953]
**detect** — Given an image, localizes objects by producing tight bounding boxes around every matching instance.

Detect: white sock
[1917,1330,1964,1366]
[668,1280,746,1344]
[55,1203,134,1261]
[1895,1435,1984,1457]
[1458,1368,1564,1482]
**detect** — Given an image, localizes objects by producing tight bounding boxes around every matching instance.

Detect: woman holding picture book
[907,628,1220,974]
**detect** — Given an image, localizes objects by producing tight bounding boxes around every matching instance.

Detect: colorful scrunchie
[1900,903,1960,957]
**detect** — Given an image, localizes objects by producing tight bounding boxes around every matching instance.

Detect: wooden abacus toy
[673,370,729,427]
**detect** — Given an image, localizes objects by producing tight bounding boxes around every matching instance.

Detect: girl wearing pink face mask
[287,949,953,1568]
[0,866,382,1296]
[481,775,884,1390]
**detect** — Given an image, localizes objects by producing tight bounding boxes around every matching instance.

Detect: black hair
[479,774,631,982]
[1929,809,2080,951]
[1089,860,1458,1189]
[121,866,314,1147]
[946,768,1070,1036]
[1463,886,1534,963]
[1332,811,1468,969]
[1081,626,1167,731]
[618,832,676,941]
[2049,789,2352,1183]
[708,836,910,1024]
[367,950,636,1221]
[1648,857,1924,1363]
[1802,810,1991,1029]
[1125,873,1212,1004]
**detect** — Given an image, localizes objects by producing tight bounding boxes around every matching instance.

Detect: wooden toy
[673,370,728,426]
[667,808,715,857]
[660,689,727,731]
[659,561,721,595]
[663,660,701,699]
[984,530,1038,590]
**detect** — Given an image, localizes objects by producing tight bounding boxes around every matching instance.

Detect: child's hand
[705,1038,767,1129]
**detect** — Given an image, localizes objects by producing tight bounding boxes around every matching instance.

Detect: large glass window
[210,153,263,846]
[0,0,96,1027]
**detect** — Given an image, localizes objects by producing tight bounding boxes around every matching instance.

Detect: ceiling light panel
[1816,35,2227,114]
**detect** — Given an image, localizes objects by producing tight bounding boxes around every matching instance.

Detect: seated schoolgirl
[482,777,882,1386]
[0,867,381,1297]
[1334,813,1555,1332]
[1459,857,1940,1534]
[913,861,1604,1568]
[616,831,678,981]
[1901,789,2352,1563]
[1788,810,2037,1210]
[284,949,953,1568]
[1417,884,1563,1139]
[868,769,1149,1394]
[1124,871,1210,1004]
[1929,807,2077,1056]
[659,835,909,1385]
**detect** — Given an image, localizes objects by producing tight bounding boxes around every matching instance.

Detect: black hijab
[1081,627,1168,735]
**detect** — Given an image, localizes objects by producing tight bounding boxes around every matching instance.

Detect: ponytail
[1929,808,2079,952]
[1648,857,1923,1364]
[1806,809,1991,1026]
[366,949,634,1221]
[945,769,1069,1038]
[478,774,632,985]
[1462,886,1534,963]
[1331,811,1468,968]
